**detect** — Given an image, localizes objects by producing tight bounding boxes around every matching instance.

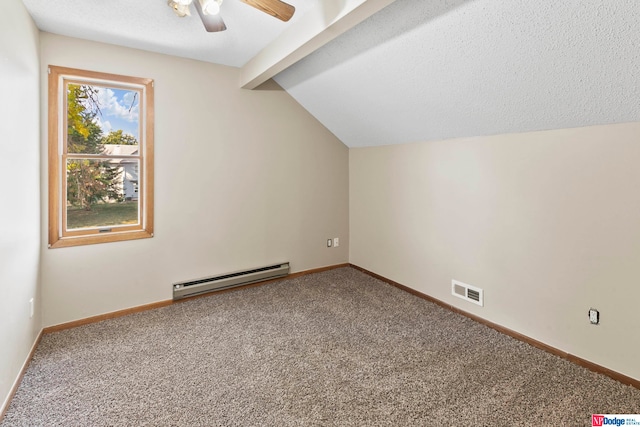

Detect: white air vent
[451,279,483,306]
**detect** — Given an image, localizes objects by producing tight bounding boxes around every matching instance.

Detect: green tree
[67,160,123,210]
[101,129,138,146]
[66,84,122,210]
[67,84,103,154]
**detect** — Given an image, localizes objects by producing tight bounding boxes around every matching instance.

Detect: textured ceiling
[22,0,640,148]
[21,0,319,67]
[274,0,640,147]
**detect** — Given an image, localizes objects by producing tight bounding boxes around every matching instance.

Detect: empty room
[1,0,639,425]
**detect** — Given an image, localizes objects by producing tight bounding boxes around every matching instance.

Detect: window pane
[66,158,140,230]
[67,83,140,155]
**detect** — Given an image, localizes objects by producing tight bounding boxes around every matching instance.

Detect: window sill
[48,229,153,249]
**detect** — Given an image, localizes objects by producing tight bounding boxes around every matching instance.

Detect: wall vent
[173,262,290,300]
[451,279,483,306]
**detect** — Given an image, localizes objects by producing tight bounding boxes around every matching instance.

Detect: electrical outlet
[29,298,34,319]
[333,237,339,247]
[589,308,599,325]
[327,239,332,248]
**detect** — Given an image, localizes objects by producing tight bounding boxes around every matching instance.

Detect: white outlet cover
[334,238,339,247]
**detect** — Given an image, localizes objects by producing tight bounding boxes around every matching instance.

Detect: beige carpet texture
[2,267,639,426]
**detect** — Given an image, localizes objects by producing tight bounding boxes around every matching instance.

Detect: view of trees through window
[65,83,141,230]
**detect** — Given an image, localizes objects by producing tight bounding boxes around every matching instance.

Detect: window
[48,66,154,248]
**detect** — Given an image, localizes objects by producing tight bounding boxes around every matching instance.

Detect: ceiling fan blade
[239,0,295,22]
[193,0,227,32]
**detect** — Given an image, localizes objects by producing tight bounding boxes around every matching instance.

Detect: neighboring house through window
[48,66,154,248]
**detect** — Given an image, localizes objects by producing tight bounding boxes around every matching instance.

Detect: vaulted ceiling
[22,0,640,148]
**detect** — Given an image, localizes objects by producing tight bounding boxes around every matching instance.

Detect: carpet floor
[2,267,639,426]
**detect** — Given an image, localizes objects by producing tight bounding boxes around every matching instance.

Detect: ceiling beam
[239,0,397,89]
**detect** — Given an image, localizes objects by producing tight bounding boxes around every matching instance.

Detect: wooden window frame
[48,66,154,248]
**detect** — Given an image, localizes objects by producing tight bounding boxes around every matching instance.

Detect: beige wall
[0,0,41,413]
[350,122,640,380]
[40,33,349,327]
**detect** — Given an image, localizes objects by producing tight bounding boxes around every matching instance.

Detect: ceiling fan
[168,0,295,32]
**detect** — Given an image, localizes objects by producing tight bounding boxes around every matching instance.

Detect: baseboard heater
[172,262,290,300]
